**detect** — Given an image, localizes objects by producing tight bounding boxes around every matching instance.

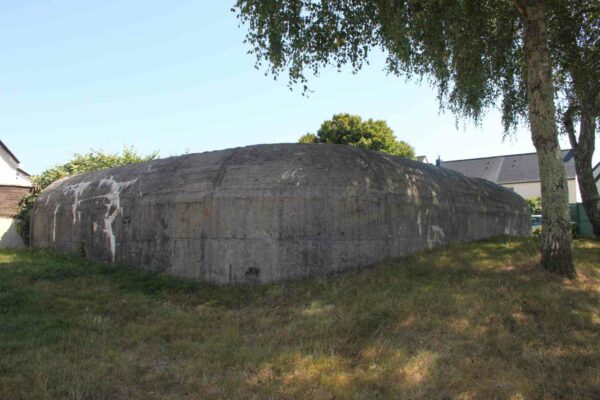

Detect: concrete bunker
[31,144,530,283]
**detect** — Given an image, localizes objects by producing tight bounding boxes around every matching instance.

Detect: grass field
[1,237,598,399]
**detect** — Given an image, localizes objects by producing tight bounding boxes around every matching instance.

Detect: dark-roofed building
[438,149,600,236]
[439,150,580,202]
[0,139,31,248]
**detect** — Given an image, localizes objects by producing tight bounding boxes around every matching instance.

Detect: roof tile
[440,150,576,184]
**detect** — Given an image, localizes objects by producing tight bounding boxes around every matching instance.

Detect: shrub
[526,197,542,215]
[299,113,415,159]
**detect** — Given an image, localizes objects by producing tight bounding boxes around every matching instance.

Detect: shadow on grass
[0,236,598,399]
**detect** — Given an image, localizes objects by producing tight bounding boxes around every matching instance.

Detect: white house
[438,149,599,236]
[0,140,32,248]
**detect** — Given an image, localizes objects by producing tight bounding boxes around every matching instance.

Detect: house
[0,140,32,248]
[438,149,600,236]
[415,155,429,163]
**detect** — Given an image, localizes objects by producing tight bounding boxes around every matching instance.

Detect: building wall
[502,179,580,204]
[0,185,30,217]
[0,147,31,248]
[570,179,582,203]
[0,186,30,248]
[0,217,25,248]
[0,151,30,187]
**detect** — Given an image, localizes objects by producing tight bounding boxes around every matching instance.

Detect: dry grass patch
[0,237,598,399]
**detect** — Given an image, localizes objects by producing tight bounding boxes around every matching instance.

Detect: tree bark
[518,0,575,277]
[565,106,600,237]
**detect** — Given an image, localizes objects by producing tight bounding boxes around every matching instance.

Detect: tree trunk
[565,107,600,237]
[519,0,575,277]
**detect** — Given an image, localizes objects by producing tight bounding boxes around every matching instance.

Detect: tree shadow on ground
[0,237,598,399]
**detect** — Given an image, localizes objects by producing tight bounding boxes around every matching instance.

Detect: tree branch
[511,0,528,18]
[563,103,579,148]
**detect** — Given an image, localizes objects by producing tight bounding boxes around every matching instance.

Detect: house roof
[440,149,577,184]
[415,155,428,163]
[17,168,31,177]
[0,140,20,164]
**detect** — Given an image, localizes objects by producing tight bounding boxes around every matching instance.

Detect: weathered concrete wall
[31,144,530,283]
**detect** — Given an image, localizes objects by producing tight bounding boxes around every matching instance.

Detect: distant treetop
[299,113,415,159]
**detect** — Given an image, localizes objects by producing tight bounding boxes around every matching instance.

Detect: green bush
[526,197,542,215]
[299,113,415,159]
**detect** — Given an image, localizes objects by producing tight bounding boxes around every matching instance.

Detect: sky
[1,0,594,175]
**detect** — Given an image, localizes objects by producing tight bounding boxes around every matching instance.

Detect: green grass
[1,237,598,399]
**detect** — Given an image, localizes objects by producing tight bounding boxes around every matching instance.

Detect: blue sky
[1,0,588,175]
